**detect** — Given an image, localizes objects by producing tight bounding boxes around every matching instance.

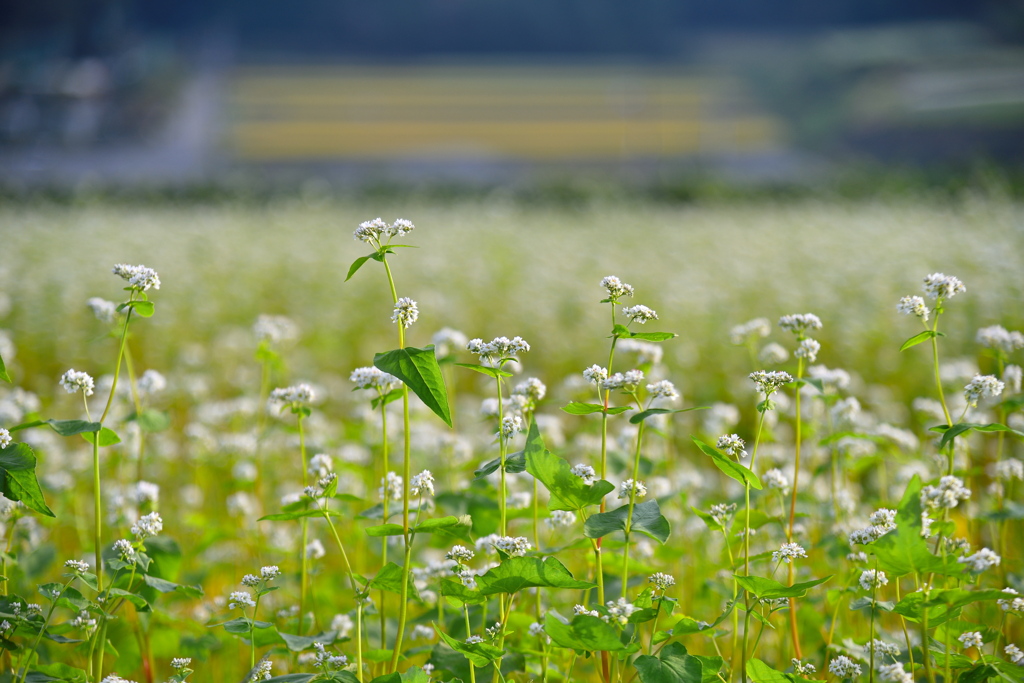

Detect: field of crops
[0,196,1022,683]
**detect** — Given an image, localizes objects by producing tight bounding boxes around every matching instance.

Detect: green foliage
[584,499,671,543]
[475,556,593,596]
[0,443,54,517]
[374,345,452,427]
[635,643,703,683]
[544,613,633,652]
[524,422,615,511]
[691,437,762,490]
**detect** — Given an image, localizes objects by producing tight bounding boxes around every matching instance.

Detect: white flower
[606,597,638,625]
[112,263,160,291]
[432,327,468,357]
[778,313,823,334]
[877,663,912,683]
[242,574,260,587]
[354,217,389,243]
[392,297,419,329]
[350,366,399,392]
[571,463,597,485]
[922,272,965,300]
[546,510,576,528]
[529,621,546,636]
[622,304,658,324]
[617,338,663,365]
[390,218,415,237]
[602,369,645,392]
[513,377,546,403]
[759,342,789,365]
[135,481,159,506]
[618,479,647,499]
[465,635,484,644]
[270,384,315,405]
[749,370,793,395]
[410,470,435,497]
[649,572,675,590]
[921,476,971,511]
[710,503,737,528]
[87,297,120,324]
[583,365,609,385]
[114,539,135,563]
[999,587,1024,613]
[170,658,192,671]
[228,591,256,609]
[716,434,747,459]
[411,624,435,641]
[958,547,1000,573]
[60,369,95,396]
[730,318,772,345]
[331,614,355,638]
[897,295,930,321]
[573,604,600,617]
[500,415,523,439]
[772,542,806,563]
[64,559,90,574]
[964,374,1004,407]
[306,539,326,560]
[795,338,820,362]
[601,275,634,300]
[137,369,166,395]
[791,659,817,676]
[809,364,852,390]
[260,566,280,581]
[100,676,137,683]
[646,380,679,401]
[379,472,403,501]
[763,468,789,492]
[507,491,531,509]
[1005,365,1023,394]
[859,569,888,591]
[0,428,10,449]
[828,655,861,679]
[467,336,529,360]
[1006,643,1023,664]
[254,314,298,345]
[250,659,273,682]
[958,631,984,649]
[493,536,531,557]
[976,325,1024,354]
[130,512,163,539]
[309,453,333,479]
[446,545,475,564]
[865,639,901,658]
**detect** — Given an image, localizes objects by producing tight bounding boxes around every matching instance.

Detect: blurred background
[3,0,1024,192]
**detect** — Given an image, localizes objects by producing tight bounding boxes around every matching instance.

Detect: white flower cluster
[87,297,120,324]
[618,338,663,365]
[0,428,10,449]
[958,631,984,649]
[778,313,823,334]
[170,658,192,671]
[312,641,348,669]
[606,597,638,625]
[963,374,1004,407]
[864,639,901,658]
[114,539,135,563]
[897,295,930,321]
[922,272,966,300]
[772,542,806,563]
[573,604,600,617]
[1005,365,1023,394]
[759,343,788,365]
[467,336,530,360]
[849,508,897,545]
[500,415,523,439]
[618,479,647,499]
[749,370,793,395]
[228,590,256,609]
[791,659,817,676]
[493,536,531,557]
[514,377,547,402]
[809,364,851,390]
[379,472,402,501]
[859,569,888,591]
[60,369,95,396]
[730,317,771,345]
[999,587,1024,613]
[546,510,576,528]
[465,635,484,644]
[601,369,644,392]
[571,463,597,485]
[270,384,315,405]
[601,275,634,300]
[710,503,737,528]
[976,325,1024,354]
[921,476,971,511]
[958,547,1001,573]
[112,263,161,291]
[828,655,862,679]
[583,364,608,385]
[1006,643,1023,664]
[446,545,475,565]
[877,663,913,683]
[622,304,658,324]
[646,380,679,401]
[410,470,435,497]
[253,315,298,345]
[795,338,820,362]
[130,512,163,539]
[391,297,419,328]
[64,559,90,574]
[716,434,746,459]
[763,469,789,492]
[354,217,415,243]
[432,327,468,357]
[250,659,273,682]
[350,366,399,392]
[648,572,675,590]
[100,676,137,683]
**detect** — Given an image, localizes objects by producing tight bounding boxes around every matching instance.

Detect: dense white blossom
[730,318,772,345]
[897,295,930,321]
[600,275,634,300]
[60,369,95,396]
[922,272,965,300]
[778,313,823,334]
[622,304,658,324]
[964,374,1004,407]
[112,263,160,291]
[392,297,419,328]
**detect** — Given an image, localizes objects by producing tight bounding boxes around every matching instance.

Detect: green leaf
[629,407,705,425]
[440,578,485,607]
[693,656,726,683]
[583,500,671,543]
[135,410,171,433]
[142,575,204,598]
[870,476,960,578]
[263,675,318,683]
[259,509,340,522]
[745,659,791,683]
[474,451,526,479]
[524,422,615,511]
[957,664,999,683]
[374,346,452,427]
[0,443,55,517]
[279,630,336,652]
[900,329,942,352]
[544,613,631,652]
[132,301,155,317]
[692,437,762,490]
[345,254,375,282]
[9,419,101,437]
[27,663,89,683]
[611,324,677,342]
[454,362,513,379]
[414,516,470,534]
[635,642,703,683]
[365,523,405,537]
[81,427,120,447]
[436,629,505,667]
[0,352,10,383]
[107,587,151,611]
[475,556,594,596]
[369,562,420,600]
[561,401,632,416]
[734,575,831,600]
[934,423,1024,451]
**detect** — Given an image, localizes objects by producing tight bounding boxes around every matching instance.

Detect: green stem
[16,578,75,683]
[298,413,309,634]
[740,403,769,683]
[620,413,646,599]
[380,397,390,649]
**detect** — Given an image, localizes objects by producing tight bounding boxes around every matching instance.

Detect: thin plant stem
[740,403,769,683]
[620,407,646,599]
[787,357,804,662]
[298,413,310,634]
[379,397,390,649]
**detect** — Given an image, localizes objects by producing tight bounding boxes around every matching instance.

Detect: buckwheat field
[0,196,1022,683]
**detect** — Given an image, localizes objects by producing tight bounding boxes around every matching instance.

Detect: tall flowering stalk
[778,312,822,661]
